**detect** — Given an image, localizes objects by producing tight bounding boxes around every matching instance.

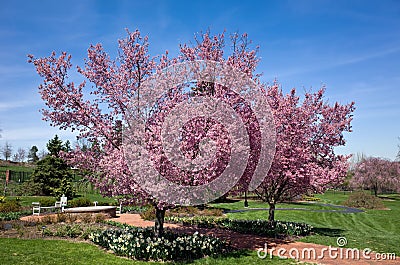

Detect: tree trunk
[374,187,378,197]
[244,191,249,207]
[154,208,165,237]
[268,203,275,222]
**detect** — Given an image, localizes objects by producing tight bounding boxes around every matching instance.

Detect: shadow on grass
[174,249,251,264]
[282,201,316,207]
[210,198,241,204]
[312,227,345,237]
[378,195,400,201]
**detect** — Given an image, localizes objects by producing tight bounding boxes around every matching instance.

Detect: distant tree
[397,138,400,161]
[75,138,89,152]
[12,148,26,162]
[349,152,367,171]
[1,141,13,161]
[350,157,400,196]
[64,140,72,152]
[38,149,48,160]
[28,146,39,163]
[31,136,75,198]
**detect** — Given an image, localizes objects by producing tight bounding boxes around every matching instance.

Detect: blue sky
[0,0,399,160]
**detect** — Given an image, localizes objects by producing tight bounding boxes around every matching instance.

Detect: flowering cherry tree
[350,157,400,196]
[255,85,355,221]
[28,29,354,232]
[29,30,266,235]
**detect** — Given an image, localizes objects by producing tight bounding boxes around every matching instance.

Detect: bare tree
[12,148,26,162]
[397,137,400,161]
[349,152,367,171]
[38,149,48,160]
[1,141,13,161]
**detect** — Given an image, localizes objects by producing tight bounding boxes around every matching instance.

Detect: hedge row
[165,216,313,236]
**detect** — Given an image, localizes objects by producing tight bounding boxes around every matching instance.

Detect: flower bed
[0,211,31,221]
[218,219,312,236]
[166,215,221,228]
[165,216,312,236]
[90,222,231,261]
[302,194,321,201]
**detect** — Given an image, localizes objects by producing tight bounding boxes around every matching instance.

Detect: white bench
[60,194,68,211]
[32,202,41,216]
[32,194,68,216]
[116,203,122,214]
[32,202,60,215]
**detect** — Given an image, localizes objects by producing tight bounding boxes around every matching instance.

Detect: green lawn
[0,164,35,173]
[314,190,353,204]
[8,196,54,207]
[213,191,399,255]
[75,192,118,205]
[0,238,142,265]
[0,238,296,265]
[211,199,344,211]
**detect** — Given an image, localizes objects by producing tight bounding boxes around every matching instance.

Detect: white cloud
[0,126,78,152]
[0,65,33,77]
[0,126,76,142]
[0,100,39,112]
[263,43,400,80]
[332,46,400,67]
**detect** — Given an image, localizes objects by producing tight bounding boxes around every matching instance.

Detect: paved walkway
[110,214,397,265]
[110,213,180,228]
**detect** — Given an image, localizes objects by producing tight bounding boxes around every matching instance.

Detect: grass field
[0,238,296,265]
[214,191,399,254]
[0,238,142,265]
[0,163,35,173]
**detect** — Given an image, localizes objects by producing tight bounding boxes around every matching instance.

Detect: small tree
[27,146,39,163]
[1,141,13,161]
[350,157,400,196]
[254,86,354,221]
[31,136,75,198]
[47,135,65,157]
